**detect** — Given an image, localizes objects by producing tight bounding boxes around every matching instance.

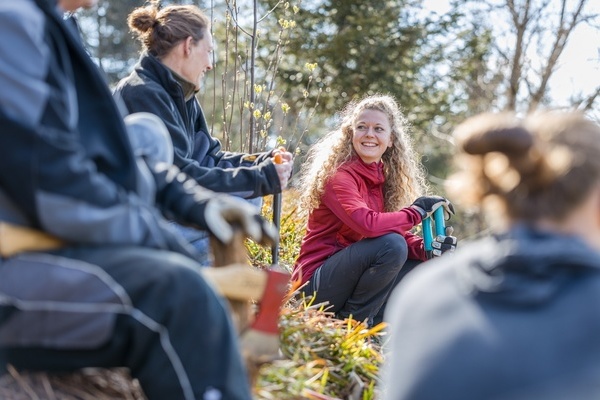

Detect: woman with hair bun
[382,111,600,400]
[114,1,292,261]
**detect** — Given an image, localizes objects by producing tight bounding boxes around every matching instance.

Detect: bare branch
[429,124,456,146]
[225,1,252,37]
[505,0,531,110]
[258,0,284,23]
[582,86,600,111]
[528,0,589,111]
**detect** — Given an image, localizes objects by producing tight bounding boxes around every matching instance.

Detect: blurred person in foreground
[292,94,455,328]
[382,111,600,400]
[0,0,274,399]
[114,1,293,260]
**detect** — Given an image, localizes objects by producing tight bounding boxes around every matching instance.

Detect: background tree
[257,0,496,242]
[78,0,144,84]
[263,0,493,132]
[430,0,600,240]
[455,0,599,114]
[199,0,318,154]
[74,0,599,242]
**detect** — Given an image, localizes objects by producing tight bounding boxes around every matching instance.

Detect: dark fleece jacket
[114,54,281,199]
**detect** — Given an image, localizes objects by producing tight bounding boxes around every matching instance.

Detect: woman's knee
[376,233,408,264]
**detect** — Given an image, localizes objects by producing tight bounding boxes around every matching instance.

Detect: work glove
[410,195,455,220]
[432,226,458,257]
[203,195,278,245]
[153,162,277,245]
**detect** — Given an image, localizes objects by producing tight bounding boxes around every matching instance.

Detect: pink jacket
[292,157,427,284]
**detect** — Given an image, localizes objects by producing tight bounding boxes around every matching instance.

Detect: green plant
[254,296,386,400]
[202,0,324,156]
[246,188,306,271]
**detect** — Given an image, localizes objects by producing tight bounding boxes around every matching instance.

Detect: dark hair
[128,1,210,58]
[447,111,600,223]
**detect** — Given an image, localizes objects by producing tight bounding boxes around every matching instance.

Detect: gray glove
[410,195,455,220]
[432,233,458,257]
[204,195,278,245]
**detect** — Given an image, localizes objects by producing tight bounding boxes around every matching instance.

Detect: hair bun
[128,7,159,34]
[454,113,533,157]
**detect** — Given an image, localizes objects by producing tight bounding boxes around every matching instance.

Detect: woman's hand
[272,147,293,190]
[432,233,458,257]
[410,196,455,220]
[272,146,293,164]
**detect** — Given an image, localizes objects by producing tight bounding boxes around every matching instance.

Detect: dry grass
[0,365,145,400]
[254,296,386,400]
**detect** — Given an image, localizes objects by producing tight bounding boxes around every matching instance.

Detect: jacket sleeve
[211,148,274,168]
[404,232,428,261]
[0,5,198,254]
[115,83,281,198]
[190,104,274,168]
[322,171,427,260]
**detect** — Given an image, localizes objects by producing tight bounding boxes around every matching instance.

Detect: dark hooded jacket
[383,225,600,400]
[114,54,281,199]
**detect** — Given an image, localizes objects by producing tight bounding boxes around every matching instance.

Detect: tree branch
[529,0,588,111]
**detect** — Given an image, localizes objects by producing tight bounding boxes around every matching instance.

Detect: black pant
[302,233,421,327]
[0,246,251,400]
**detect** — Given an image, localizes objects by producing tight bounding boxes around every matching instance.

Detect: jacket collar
[455,224,600,306]
[169,69,197,101]
[137,53,185,100]
[342,156,385,186]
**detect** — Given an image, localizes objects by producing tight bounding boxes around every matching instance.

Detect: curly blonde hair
[297,94,427,214]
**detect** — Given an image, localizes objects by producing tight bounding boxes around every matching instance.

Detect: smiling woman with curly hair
[292,94,455,327]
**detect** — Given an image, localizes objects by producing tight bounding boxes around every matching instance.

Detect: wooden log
[0,222,64,257]
[209,228,253,333]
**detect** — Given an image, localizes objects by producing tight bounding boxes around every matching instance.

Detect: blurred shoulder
[390,256,459,308]
[387,239,489,315]
[0,0,45,28]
